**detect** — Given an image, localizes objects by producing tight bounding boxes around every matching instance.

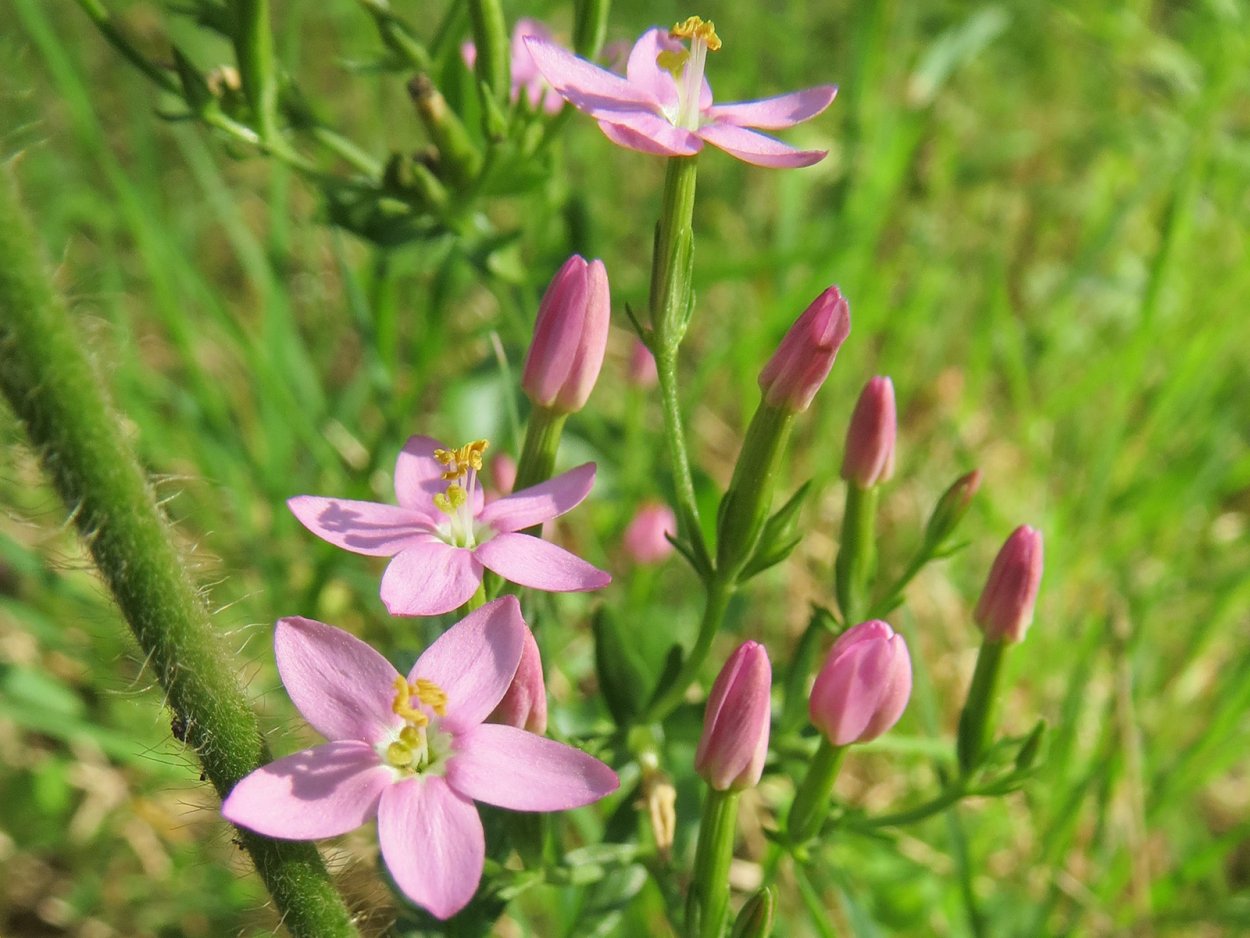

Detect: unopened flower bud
[841,376,896,488]
[758,287,851,412]
[623,502,676,564]
[925,469,982,546]
[974,525,1043,643]
[487,626,548,733]
[489,452,517,498]
[809,620,911,745]
[522,255,610,413]
[695,642,772,791]
[730,887,776,938]
[627,338,659,388]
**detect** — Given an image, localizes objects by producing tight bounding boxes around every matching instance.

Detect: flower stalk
[686,787,741,938]
[956,638,1006,775]
[0,169,358,938]
[466,0,510,103]
[834,483,879,624]
[230,0,281,145]
[786,739,848,846]
[717,402,796,580]
[514,406,569,492]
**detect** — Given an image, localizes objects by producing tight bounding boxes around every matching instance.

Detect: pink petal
[478,463,597,533]
[409,596,526,729]
[475,532,611,593]
[378,777,484,920]
[597,110,702,156]
[708,86,838,129]
[394,435,483,516]
[510,18,553,88]
[275,616,402,744]
[525,36,657,117]
[222,741,392,839]
[287,496,431,557]
[380,541,484,616]
[447,723,619,810]
[598,118,702,157]
[626,28,683,113]
[696,122,827,168]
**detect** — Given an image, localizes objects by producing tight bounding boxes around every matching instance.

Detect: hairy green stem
[0,169,358,938]
[957,638,1006,774]
[687,788,741,938]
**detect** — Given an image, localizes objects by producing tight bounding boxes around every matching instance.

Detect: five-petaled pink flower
[525,16,836,168]
[222,597,619,920]
[289,436,610,616]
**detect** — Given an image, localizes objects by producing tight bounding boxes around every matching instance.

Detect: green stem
[231,0,281,145]
[956,639,1007,775]
[649,156,705,564]
[834,483,878,624]
[573,0,611,58]
[466,0,509,103]
[513,406,568,492]
[73,0,179,92]
[687,788,741,938]
[642,575,734,722]
[0,170,357,936]
[786,738,848,846]
[716,401,795,581]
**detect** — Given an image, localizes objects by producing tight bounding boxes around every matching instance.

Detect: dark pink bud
[487,626,548,733]
[809,620,911,746]
[758,287,851,412]
[623,502,676,564]
[522,256,611,413]
[974,525,1043,643]
[695,642,772,791]
[841,376,896,487]
[627,338,659,389]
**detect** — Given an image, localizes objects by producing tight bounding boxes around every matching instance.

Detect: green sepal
[738,480,812,582]
[476,77,510,142]
[1014,718,1047,772]
[730,886,777,938]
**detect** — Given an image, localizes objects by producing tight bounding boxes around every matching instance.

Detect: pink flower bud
[627,338,659,389]
[623,502,676,564]
[489,452,517,498]
[974,525,1043,643]
[841,376,896,487]
[522,256,610,413]
[809,620,911,746]
[487,626,548,734]
[695,642,772,791]
[758,287,851,412]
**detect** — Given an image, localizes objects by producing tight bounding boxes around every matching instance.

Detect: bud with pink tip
[974,525,1043,643]
[809,620,911,745]
[623,502,676,564]
[758,287,851,413]
[522,255,611,413]
[695,642,772,791]
[841,376,896,488]
[627,338,659,389]
[488,625,548,733]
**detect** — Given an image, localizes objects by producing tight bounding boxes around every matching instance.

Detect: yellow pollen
[433,483,467,515]
[414,678,449,716]
[386,740,414,768]
[656,49,690,76]
[434,439,490,481]
[670,16,721,51]
[391,675,429,726]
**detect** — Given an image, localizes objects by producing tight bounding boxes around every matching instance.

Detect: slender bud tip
[974,525,1043,643]
[758,286,851,412]
[695,642,772,791]
[841,375,897,487]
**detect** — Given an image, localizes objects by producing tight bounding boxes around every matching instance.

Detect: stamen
[670,16,722,51]
[434,439,490,481]
[433,483,467,515]
[391,675,430,726]
[415,678,449,716]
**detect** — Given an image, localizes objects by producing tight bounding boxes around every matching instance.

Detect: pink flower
[462,18,564,114]
[488,624,547,734]
[758,287,852,412]
[974,525,1043,643]
[221,598,618,919]
[289,436,610,616]
[622,502,677,564]
[522,256,611,414]
[695,641,772,791]
[809,620,911,746]
[525,18,836,168]
[841,376,897,488]
[627,338,659,388]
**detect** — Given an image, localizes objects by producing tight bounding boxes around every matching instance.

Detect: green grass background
[2,0,1248,935]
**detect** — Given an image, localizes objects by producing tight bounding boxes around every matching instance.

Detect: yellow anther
[433,484,467,515]
[671,16,721,51]
[399,725,424,748]
[415,678,449,716]
[656,49,690,76]
[434,439,490,481]
[391,676,430,726]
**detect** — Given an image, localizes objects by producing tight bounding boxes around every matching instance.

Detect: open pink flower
[222,598,618,920]
[525,17,836,168]
[289,436,610,616]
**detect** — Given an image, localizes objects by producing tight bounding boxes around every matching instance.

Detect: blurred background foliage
[1,0,1249,934]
